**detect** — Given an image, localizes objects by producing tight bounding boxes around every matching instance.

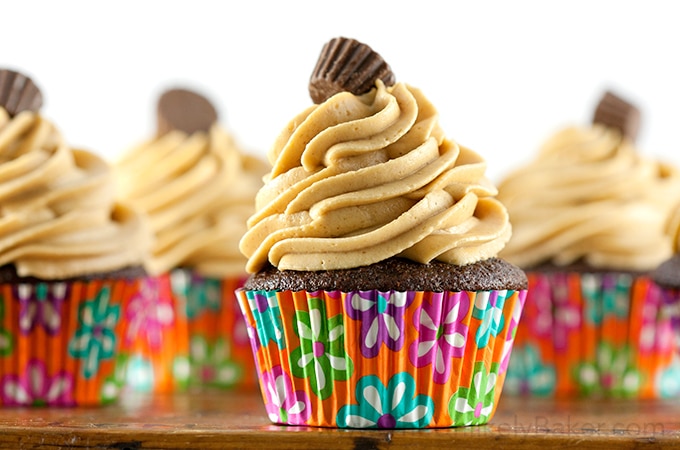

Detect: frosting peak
[498,124,680,271]
[0,107,150,279]
[241,80,511,273]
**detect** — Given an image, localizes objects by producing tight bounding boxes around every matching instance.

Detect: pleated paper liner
[170,269,258,391]
[504,272,680,399]
[121,269,257,392]
[659,287,680,356]
[119,273,190,393]
[0,278,141,406]
[237,288,527,428]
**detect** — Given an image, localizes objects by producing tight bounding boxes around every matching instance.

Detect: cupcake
[237,37,528,429]
[498,91,680,399]
[115,88,267,392]
[0,69,151,406]
[652,207,680,357]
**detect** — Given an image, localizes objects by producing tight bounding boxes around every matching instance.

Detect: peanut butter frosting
[116,125,267,277]
[498,124,680,271]
[240,80,512,273]
[0,107,150,279]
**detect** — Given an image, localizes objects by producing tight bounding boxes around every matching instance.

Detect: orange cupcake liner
[505,272,680,399]
[237,288,527,428]
[0,278,140,406]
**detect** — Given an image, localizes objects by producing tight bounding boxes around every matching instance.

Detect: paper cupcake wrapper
[237,288,527,428]
[0,278,141,406]
[659,287,680,355]
[505,272,680,399]
[170,269,258,391]
[120,273,190,393]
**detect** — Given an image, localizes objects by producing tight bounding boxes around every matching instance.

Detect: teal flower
[247,290,285,349]
[68,287,121,379]
[186,278,221,319]
[504,345,556,396]
[472,291,506,348]
[337,372,434,428]
[656,358,680,398]
[0,299,13,357]
[189,335,243,388]
[125,355,154,392]
[290,297,352,400]
[575,342,641,397]
[448,362,499,426]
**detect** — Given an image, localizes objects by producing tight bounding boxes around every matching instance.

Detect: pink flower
[1,360,74,406]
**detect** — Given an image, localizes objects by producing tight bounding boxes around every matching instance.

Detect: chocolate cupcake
[115,87,267,392]
[237,37,528,429]
[498,91,680,399]
[0,69,151,406]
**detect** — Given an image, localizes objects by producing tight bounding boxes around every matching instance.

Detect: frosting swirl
[0,108,150,279]
[240,80,511,273]
[498,125,680,271]
[116,125,267,277]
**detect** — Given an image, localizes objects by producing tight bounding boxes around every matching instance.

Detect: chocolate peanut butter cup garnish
[0,69,43,117]
[309,37,396,104]
[157,88,218,136]
[592,90,641,142]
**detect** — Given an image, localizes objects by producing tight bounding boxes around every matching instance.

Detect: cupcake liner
[237,288,527,428]
[659,287,680,355]
[505,272,680,399]
[119,274,190,393]
[0,278,140,406]
[170,269,257,391]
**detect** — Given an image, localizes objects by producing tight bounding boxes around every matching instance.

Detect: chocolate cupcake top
[240,38,512,273]
[116,87,267,277]
[0,69,151,279]
[498,91,680,271]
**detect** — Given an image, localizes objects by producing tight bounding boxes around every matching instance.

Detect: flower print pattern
[345,291,414,358]
[337,372,434,428]
[448,362,499,426]
[499,292,526,374]
[656,357,680,398]
[525,275,553,338]
[125,277,175,349]
[0,359,74,406]
[247,290,285,350]
[550,274,580,352]
[125,355,155,392]
[189,335,243,388]
[15,282,68,335]
[186,277,221,319]
[576,342,641,397]
[291,297,352,399]
[0,299,13,357]
[472,290,506,348]
[409,291,469,384]
[504,345,556,397]
[261,365,311,425]
[68,286,121,379]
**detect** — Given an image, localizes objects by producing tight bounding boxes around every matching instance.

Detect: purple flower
[345,291,414,358]
[1,359,75,406]
[15,283,68,335]
[409,292,470,384]
[125,277,175,349]
[261,365,311,425]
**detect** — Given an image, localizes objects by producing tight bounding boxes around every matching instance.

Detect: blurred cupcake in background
[0,68,151,406]
[115,87,267,392]
[652,206,680,356]
[498,91,680,399]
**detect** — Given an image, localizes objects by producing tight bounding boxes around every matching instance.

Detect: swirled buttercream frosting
[498,125,680,271]
[0,107,150,279]
[240,80,512,273]
[116,125,267,277]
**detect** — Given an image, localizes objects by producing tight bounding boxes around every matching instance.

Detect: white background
[3,0,679,182]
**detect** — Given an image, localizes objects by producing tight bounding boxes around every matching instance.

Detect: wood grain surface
[0,391,678,449]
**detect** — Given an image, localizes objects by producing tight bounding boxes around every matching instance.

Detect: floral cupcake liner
[237,288,527,428]
[505,272,680,399]
[658,287,680,355]
[0,278,140,406]
[170,269,257,391]
[122,269,257,392]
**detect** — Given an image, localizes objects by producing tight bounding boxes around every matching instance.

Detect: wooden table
[0,391,678,449]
